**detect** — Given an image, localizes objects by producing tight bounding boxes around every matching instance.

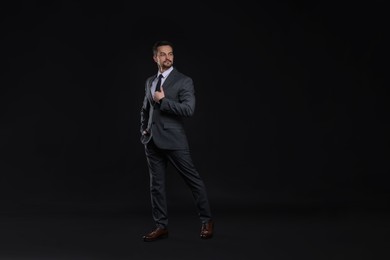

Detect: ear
[153,55,157,63]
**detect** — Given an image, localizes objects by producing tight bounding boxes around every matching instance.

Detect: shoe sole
[143,233,168,242]
[200,234,213,239]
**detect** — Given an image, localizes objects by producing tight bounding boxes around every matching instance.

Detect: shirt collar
[158,66,173,79]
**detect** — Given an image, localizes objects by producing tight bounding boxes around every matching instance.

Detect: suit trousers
[144,139,212,228]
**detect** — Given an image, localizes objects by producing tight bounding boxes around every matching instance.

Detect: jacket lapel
[160,68,178,91]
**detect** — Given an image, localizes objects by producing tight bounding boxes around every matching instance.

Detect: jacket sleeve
[140,80,150,133]
[159,77,195,117]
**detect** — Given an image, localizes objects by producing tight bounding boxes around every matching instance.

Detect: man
[140,40,214,241]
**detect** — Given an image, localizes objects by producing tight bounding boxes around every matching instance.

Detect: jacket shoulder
[171,68,192,81]
[146,75,155,82]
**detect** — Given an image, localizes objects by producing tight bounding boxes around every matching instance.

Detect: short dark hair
[153,40,174,55]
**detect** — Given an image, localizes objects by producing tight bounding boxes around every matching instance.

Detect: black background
[1,0,389,250]
[1,0,388,214]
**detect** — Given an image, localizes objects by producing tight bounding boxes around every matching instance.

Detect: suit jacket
[140,68,195,150]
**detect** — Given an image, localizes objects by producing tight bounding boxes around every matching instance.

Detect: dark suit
[140,67,212,228]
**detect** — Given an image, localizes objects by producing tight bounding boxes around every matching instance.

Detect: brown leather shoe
[143,227,168,242]
[200,220,214,239]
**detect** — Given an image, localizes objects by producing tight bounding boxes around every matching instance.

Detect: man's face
[154,45,174,70]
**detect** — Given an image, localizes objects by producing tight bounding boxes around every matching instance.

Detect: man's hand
[153,86,165,103]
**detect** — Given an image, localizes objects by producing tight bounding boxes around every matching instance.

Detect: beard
[162,60,172,68]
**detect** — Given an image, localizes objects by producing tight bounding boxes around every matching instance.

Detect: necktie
[155,74,163,92]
